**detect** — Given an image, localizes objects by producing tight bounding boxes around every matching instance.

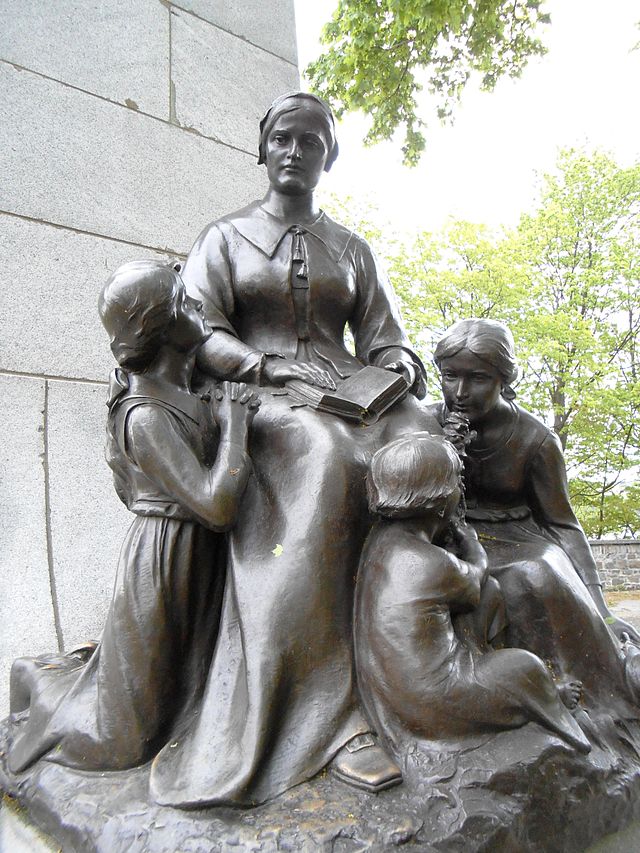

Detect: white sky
[294,0,640,232]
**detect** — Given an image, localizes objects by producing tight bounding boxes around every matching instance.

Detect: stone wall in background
[0,0,298,713]
[591,540,640,590]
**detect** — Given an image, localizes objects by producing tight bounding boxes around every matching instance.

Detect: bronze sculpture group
[5,93,640,822]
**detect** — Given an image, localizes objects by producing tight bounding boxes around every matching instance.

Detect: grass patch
[605,589,640,606]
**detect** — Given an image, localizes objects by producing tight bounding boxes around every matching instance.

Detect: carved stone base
[2,717,640,852]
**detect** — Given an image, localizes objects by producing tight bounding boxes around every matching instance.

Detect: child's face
[439,349,503,424]
[438,486,461,529]
[420,485,461,537]
[171,281,210,352]
[405,483,460,535]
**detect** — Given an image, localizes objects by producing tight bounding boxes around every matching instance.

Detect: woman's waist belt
[130,499,194,521]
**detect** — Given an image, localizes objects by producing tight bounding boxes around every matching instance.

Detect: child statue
[354,432,591,754]
[9,259,259,775]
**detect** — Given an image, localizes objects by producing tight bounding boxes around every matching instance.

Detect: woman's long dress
[149,203,440,807]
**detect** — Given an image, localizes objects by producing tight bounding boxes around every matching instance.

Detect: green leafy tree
[512,151,640,536]
[573,484,640,539]
[387,220,529,374]
[318,191,390,248]
[306,0,550,165]
[330,150,640,536]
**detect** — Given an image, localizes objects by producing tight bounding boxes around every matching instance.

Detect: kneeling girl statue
[9,260,260,776]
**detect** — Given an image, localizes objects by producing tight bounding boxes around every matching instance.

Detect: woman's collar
[222,200,354,262]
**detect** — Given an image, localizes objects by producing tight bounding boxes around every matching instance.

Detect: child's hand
[211,382,261,437]
[448,521,488,573]
[448,519,476,546]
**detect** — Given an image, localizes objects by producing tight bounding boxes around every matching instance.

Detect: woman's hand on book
[263,358,336,390]
[383,360,416,390]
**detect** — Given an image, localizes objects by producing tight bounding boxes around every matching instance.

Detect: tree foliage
[306,0,550,165]
[334,150,640,536]
[512,152,640,540]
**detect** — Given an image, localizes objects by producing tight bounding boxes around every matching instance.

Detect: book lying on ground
[286,365,409,424]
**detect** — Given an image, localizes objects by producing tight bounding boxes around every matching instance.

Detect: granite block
[172,8,299,152]
[171,0,298,65]
[0,214,173,382]
[1,64,268,254]
[46,381,131,648]
[0,376,57,716]
[0,0,169,118]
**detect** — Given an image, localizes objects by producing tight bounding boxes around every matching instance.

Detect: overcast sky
[294,0,640,232]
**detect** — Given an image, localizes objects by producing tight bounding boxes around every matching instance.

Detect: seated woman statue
[355,432,591,754]
[8,260,259,775]
[150,92,441,808]
[428,318,640,714]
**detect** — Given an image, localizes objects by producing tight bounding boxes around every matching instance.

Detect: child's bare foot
[558,680,583,710]
[621,632,640,658]
[621,633,640,704]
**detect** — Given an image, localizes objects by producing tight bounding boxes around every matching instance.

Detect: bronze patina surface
[3,97,640,852]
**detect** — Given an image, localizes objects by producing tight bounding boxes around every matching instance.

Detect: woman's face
[438,348,504,424]
[264,109,330,196]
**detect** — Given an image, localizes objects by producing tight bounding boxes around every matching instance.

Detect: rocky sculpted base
[2,717,640,853]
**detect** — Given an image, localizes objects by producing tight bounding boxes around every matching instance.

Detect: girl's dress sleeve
[527,431,601,585]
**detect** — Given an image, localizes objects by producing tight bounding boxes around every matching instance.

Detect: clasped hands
[209,381,261,435]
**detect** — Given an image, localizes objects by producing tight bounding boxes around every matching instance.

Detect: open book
[286,365,409,424]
